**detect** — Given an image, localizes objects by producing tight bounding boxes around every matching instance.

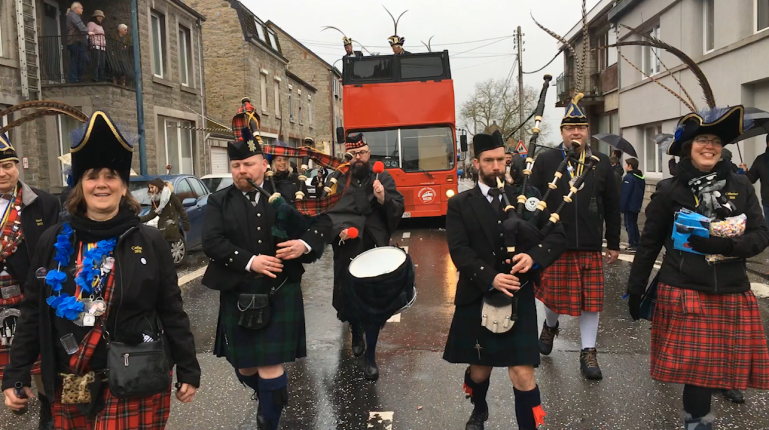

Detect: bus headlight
[446,189,456,198]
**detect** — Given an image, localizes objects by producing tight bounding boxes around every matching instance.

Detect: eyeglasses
[693,136,723,147]
[562,125,588,132]
[349,150,370,158]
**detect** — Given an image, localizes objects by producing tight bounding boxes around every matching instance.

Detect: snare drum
[345,246,416,325]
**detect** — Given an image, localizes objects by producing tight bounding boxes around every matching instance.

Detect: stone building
[0,0,207,190]
[188,0,327,170]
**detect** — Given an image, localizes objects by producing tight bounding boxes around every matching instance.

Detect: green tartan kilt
[443,282,540,368]
[213,280,307,368]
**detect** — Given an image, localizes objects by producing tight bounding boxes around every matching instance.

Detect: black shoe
[722,388,745,404]
[538,321,559,355]
[465,408,489,430]
[626,246,637,253]
[351,325,365,357]
[364,360,379,381]
[580,348,603,380]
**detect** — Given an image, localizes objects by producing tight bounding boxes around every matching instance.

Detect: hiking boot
[580,348,603,380]
[721,389,745,404]
[538,321,559,355]
[465,408,489,430]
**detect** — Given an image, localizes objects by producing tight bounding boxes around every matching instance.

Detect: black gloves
[687,235,734,255]
[628,294,642,321]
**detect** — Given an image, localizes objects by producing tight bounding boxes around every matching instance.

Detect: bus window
[400,126,455,172]
[361,129,400,168]
[400,56,445,80]
[351,58,393,81]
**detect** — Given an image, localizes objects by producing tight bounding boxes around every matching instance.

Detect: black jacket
[530,146,622,251]
[446,185,567,306]
[8,182,61,287]
[628,172,769,296]
[2,223,201,395]
[745,151,769,206]
[271,170,309,205]
[202,184,331,292]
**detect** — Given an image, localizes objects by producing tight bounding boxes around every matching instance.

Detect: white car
[201,174,234,193]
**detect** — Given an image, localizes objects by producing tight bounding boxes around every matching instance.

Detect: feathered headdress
[384,6,407,46]
[422,36,434,52]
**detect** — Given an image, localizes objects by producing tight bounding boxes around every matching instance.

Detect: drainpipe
[131,0,147,175]
[197,20,206,175]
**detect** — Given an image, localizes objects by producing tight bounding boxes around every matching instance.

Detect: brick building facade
[0,0,207,191]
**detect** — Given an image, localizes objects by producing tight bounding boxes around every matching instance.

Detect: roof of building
[562,0,615,42]
[229,1,287,62]
[286,71,317,93]
[608,0,644,22]
[170,0,206,22]
[266,20,342,77]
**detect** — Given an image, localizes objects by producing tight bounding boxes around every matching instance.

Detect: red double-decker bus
[340,51,457,218]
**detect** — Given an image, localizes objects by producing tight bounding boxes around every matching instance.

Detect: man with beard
[444,131,566,430]
[327,132,404,381]
[529,94,621,380]
[266,143,308,205]
[0,133,60,429]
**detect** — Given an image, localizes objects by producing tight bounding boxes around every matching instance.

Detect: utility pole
[516,26,525,145]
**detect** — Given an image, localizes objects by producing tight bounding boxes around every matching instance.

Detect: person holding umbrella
[740,134,769,227]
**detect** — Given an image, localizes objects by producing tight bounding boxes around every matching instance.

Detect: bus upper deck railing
[342,51,451,86]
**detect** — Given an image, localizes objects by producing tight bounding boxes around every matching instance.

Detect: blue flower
[55,295,84,321]
[46,293,67,309]
[45,269,67,292]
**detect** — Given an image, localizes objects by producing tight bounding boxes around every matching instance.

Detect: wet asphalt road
[3,178,769,429]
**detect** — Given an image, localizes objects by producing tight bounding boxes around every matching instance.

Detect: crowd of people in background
[66,2,131,84]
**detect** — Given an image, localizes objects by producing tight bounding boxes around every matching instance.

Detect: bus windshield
[359,126,455,172]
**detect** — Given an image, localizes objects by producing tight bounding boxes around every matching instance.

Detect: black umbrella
[730,107,769,144]
[592,133,638,157]
[653,133,674,155]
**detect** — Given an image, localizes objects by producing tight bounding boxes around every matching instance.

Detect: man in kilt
[529,94,621,380]
[628,104,769,429]
[444,131,567,430]
[327,132,404,382]
[202,130,330,430]
[0,133,60,429]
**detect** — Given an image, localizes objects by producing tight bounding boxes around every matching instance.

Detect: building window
[757,0,769,33]
[151,12,166,78]
[644,124,663,174]
[308,95,313,124]
[298,96,303,125]
[179,26,192,86]
[254,18,266,42]
[267,31,279,52]
[597,112,619,155]
[260,72,268,111]
[274,79,281,117]
[164,119,196,174]
[57,111,82,184]
[642,25,661,76]
[288,86,293,121]
[704,0,715,52]
[608,27,617,66]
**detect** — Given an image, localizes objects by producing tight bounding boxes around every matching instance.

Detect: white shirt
[0,195,11,218]
[242,183,311,271]
[477,181,502,204]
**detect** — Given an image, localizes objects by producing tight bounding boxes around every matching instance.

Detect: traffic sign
[515,140,527,154]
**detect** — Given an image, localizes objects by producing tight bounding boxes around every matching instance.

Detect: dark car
[129,174,210,265]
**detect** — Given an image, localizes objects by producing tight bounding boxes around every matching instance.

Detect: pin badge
[525,197,540,212]
[141,258,147,265]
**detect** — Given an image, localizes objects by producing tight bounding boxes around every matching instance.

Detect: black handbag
[639,272,660,321]
[105,318,171,399]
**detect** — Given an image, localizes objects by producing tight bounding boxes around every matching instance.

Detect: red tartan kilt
[52,375,173,430]
[650,282,769,390]
[0,347,41,380]
[535,251,604,316]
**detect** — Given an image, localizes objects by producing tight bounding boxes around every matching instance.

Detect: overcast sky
[242,0,601,140]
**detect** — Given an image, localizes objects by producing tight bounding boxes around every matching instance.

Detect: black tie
[246,191,257,205]
[488,188,502,214]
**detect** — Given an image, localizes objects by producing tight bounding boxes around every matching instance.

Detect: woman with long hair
[2,112,200,429]
[141,178,190,254]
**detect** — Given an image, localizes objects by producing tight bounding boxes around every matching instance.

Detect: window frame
[164,118,196,175]
[308,95,313,125]
[288,85,293,122]
[150,11,166,78]
[704,0,715,53]
[253,18,267,42]
[260,69,269,112]
[298,91,303,125]
[178,25,193,87]
[643,124,664,176]
[273,77,281,117]
[642,25,661,77]
[267,30,279,52]
[756,0,769,33]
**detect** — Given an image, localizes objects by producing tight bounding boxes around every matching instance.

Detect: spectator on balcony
[66,2,93,83]
[87,10,107,82]
[108,24,130,85]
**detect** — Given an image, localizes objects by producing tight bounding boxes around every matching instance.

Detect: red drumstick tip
[347,227,359,239]
[373,161,385,174]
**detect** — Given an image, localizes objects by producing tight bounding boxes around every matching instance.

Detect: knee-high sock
[364,325,380,363]
[683,384,713,419]
[579,311,599,349]
[544,307,560,328]
[463,367,490,413]
[514,385,544,430]
[258,374,289,430]
[236,370,260,394]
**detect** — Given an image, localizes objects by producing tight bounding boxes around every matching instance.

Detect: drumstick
[338,227,359,245]
[373,161,385,181]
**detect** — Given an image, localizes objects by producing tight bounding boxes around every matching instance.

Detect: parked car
[201,173,233,193]
[129,174,210,265]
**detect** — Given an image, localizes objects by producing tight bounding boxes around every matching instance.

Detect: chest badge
[131,246,142,254]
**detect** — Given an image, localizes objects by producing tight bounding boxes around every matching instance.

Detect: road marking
[367,411,394,429]
[179,266,207,286]
[402,232,411,239]
[752,283,769,298]
[387,314,401,323]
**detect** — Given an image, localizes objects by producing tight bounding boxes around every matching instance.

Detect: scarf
[69,205,140,242]
[676,158,735,219]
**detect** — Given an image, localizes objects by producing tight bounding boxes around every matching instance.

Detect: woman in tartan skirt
[3,111,200,429]
[628,105,769,430]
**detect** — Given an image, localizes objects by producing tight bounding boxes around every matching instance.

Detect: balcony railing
[39,35,135,87]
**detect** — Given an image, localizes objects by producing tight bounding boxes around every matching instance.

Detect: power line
[451,37,514,56]
[298,34,515,49]
[453,56,509,71]
[523,50,563,74]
